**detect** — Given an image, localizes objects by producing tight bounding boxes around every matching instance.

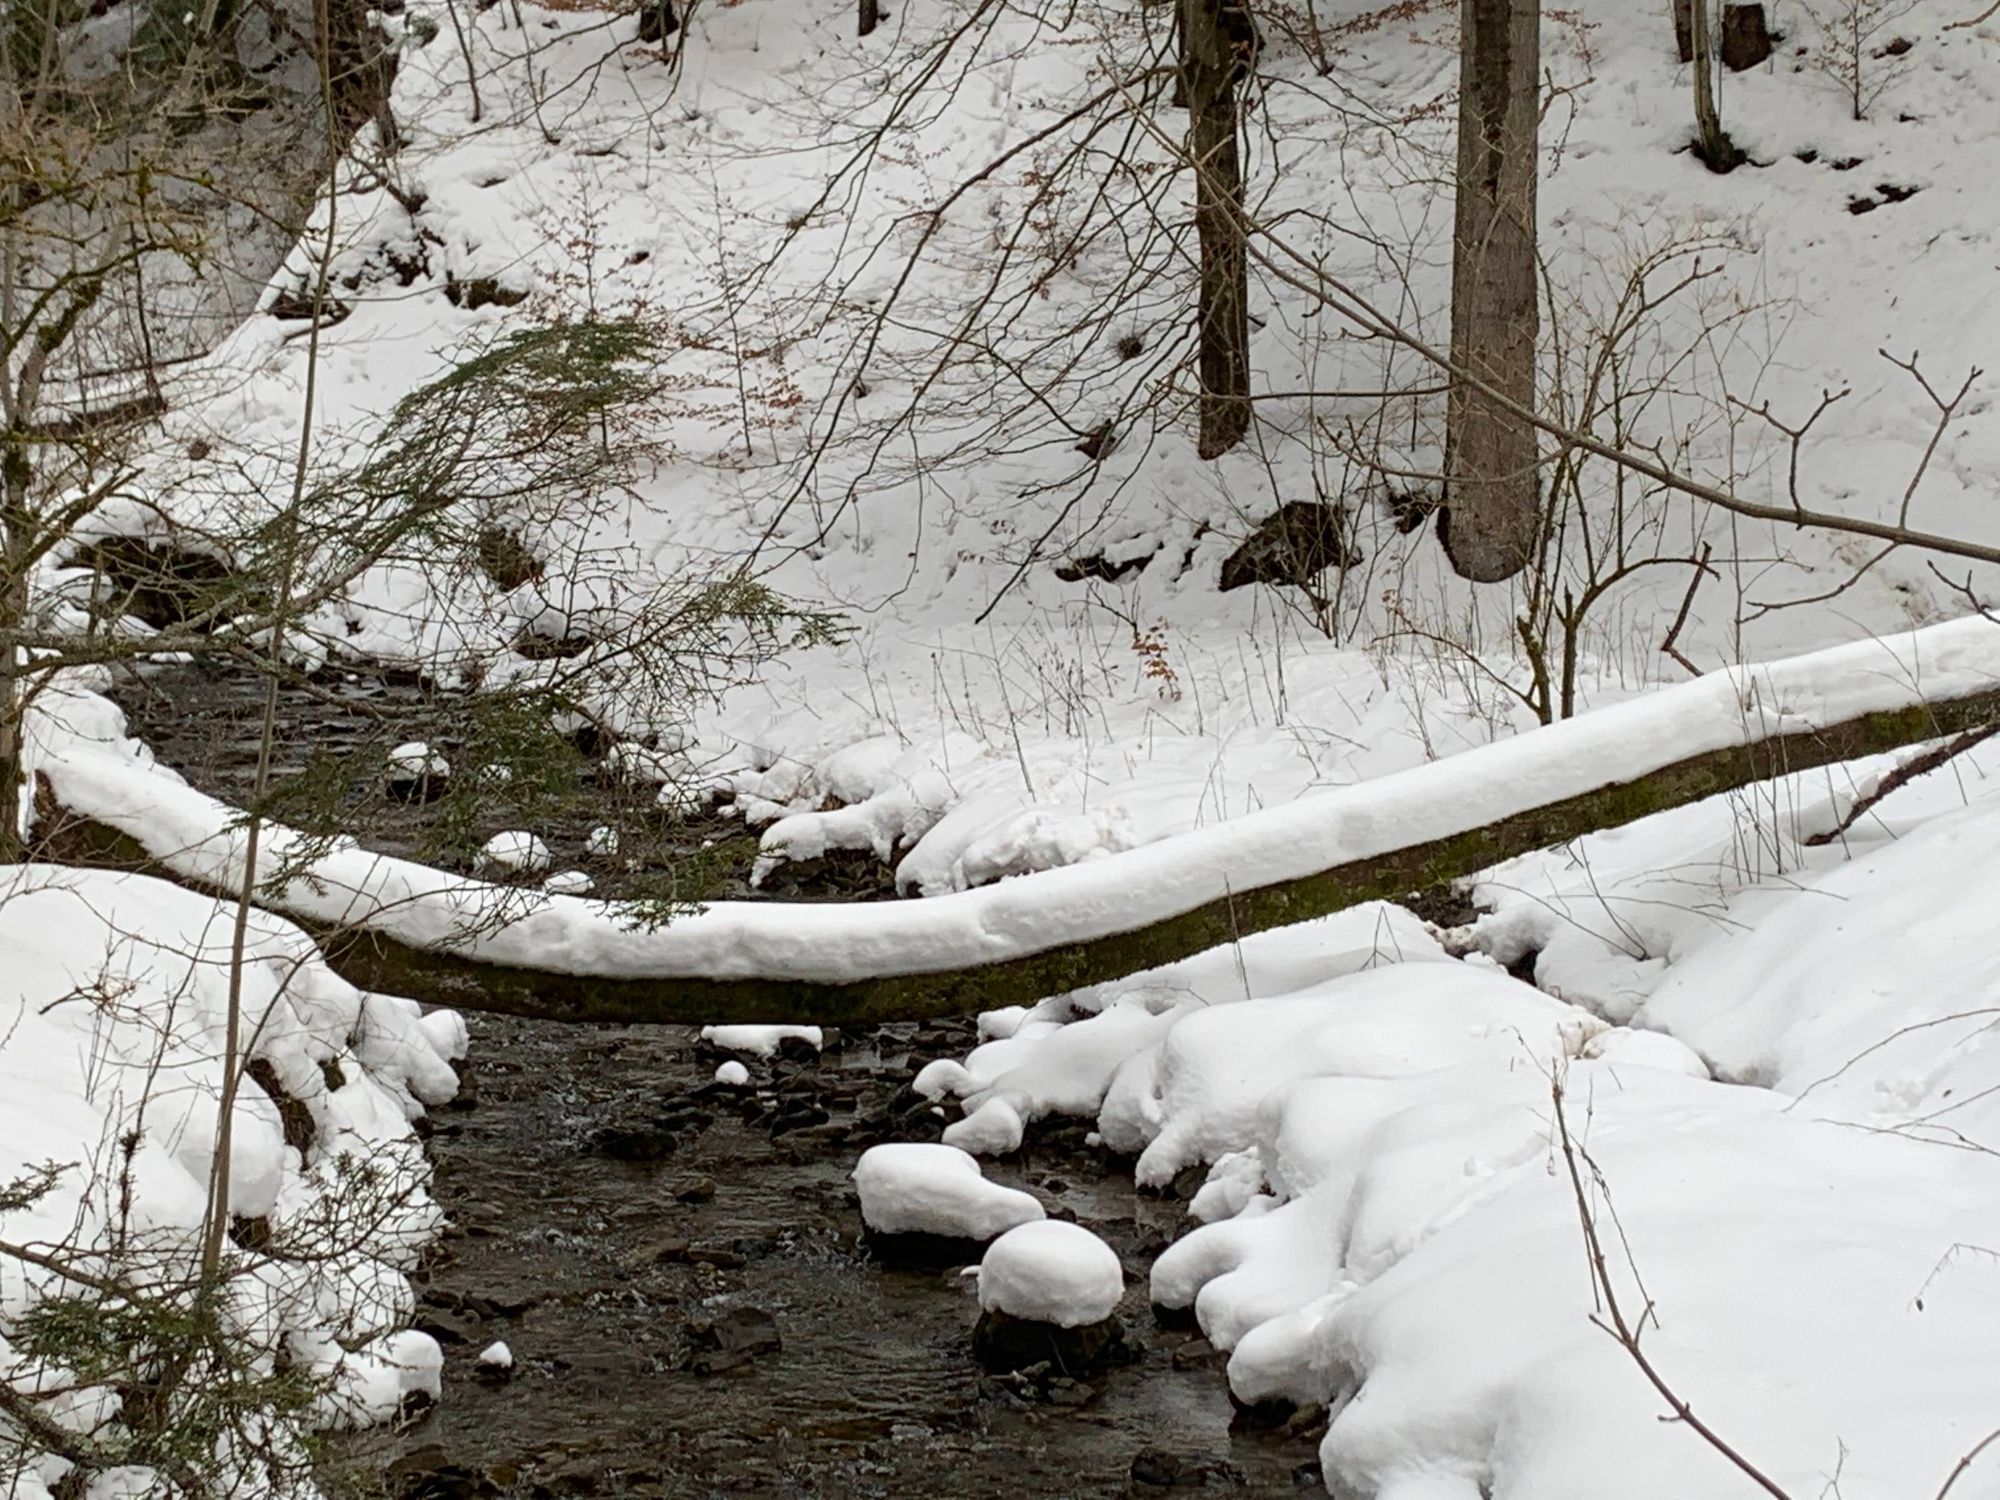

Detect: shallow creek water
[106,665,1327,1498]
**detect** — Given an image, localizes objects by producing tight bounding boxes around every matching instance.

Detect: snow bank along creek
[106,663,1330,1497]
[87,654,2000,1500]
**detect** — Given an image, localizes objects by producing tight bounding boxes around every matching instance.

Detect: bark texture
[1179,0,1252,460]
[1444,0,1541,582]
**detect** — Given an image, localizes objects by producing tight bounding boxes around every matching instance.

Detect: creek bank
[102,663,1321,1497]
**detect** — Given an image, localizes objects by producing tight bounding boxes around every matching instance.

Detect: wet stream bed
[334,1021,1325,1499]
[103,665,1328,1498]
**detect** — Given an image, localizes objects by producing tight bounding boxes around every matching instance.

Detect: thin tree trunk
[0,450,27,864]
[0,22,24,865]
[858,0,879,38]
[1443,0,1541,582]
[1688,0,1742,169]
[1179,0,1251,460]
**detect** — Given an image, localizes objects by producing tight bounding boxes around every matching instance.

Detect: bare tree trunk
[1688,0,1744,170]
[0,446,27,864]
[858,0,879,38]
[1179,0,1251,460]
[0,21,25,864]
[1443,0,1541,582]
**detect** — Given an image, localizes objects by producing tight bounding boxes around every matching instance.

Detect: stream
[104,663,1328,1498]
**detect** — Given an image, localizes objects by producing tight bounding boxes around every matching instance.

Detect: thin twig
[1552,1076,1798,1500]
[1802,722,2000,846]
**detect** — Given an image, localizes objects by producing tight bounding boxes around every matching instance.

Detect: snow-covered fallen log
[38,616,2000,1022]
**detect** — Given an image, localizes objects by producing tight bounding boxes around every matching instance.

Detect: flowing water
[107,664,1328,1498]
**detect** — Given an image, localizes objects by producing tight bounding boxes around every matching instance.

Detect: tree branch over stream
[40,619,2000,1025]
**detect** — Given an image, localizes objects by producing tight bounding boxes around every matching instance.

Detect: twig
[1660,542,1714,677]
[1802,722,2000,846]
[1551,1076,1798,1500]
[1937,1426,2000,1498]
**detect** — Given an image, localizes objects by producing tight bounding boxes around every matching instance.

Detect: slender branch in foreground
[1551,1075,1798,1500]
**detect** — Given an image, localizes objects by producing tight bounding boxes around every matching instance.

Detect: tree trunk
[1443,0,1541,582]
[1687,0,1744,170]
[53,643,2000,1024]
[858,0,879,38]
[1179,0,1251,460]
[0,442,30,864]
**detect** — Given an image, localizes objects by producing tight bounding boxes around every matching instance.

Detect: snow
[851,1144,1045,1241]
[542,869,594,896]
[387,741,449,782]
[0,866,463,1481]
[141,0,1986,915]
[474,830,549,876]
[476,1340,514,1372]
[712,1060,751,1087]
[38,615,2000,987]
[585,826,620,857]
[699,1024,822,1058]
[942,1097,1025,1157]
[23,0,2000,1489]
[977,1221,1124,1328]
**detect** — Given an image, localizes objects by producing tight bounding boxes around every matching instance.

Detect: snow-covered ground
[14,0,2000,1495]
[85,0,2000,902]
[0,866,464,1497]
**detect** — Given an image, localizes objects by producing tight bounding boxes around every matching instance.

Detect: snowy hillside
[82,0,1999,895]
[10,0,2000,1495]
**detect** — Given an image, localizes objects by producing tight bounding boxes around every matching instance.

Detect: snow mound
[978,1220,1124,1327]
[852,1143,1044,1240]
[700,1023,822,1058]
[1126,962,1600,1188]
[477,1340,513,1371]
[542,868,594,896]
[388,741,449,781]
[713,1060,751,1086]
[475,830,549,875]
[0,865,464,1476]
[943,1097,1025,1156]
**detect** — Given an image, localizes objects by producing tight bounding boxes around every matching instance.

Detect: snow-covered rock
[475,830,549,875]
[543,868,594,895]
[978,1220,1123,1327]
[851,1143,1043,1240]
[943,1096,1025,1156]
[386,741,450,798]
[700,1023,822,1057]
[476,1340,514,1376]
[713,1060,751,1086]
[585,824,621,856]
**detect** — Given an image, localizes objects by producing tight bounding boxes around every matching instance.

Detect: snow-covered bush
[0,868,463,1498]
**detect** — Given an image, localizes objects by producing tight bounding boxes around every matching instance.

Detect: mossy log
[43,687,2000,1025]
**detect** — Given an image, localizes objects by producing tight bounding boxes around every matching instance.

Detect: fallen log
[41,618,2000,1024]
